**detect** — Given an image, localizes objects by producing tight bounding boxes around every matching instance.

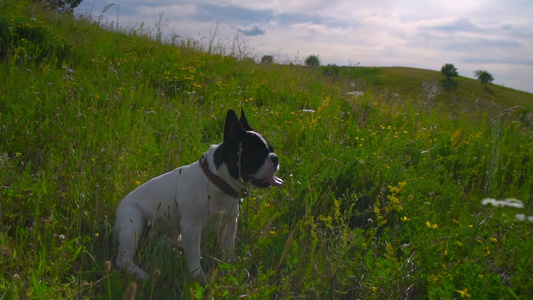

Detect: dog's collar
[199,153,248,198]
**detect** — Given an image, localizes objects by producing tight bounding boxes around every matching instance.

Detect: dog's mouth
[249,174,284,188]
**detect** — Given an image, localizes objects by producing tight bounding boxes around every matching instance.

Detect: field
[1,2,532,299]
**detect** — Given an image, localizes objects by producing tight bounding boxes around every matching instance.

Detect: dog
[114,109,283,281]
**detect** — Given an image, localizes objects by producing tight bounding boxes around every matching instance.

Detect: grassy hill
[340,66,532,111]
[1,2,531,299]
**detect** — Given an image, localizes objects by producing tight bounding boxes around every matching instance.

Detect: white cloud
[135,4,197,18]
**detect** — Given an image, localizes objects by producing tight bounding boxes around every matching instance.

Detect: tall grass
[1,1,531,299]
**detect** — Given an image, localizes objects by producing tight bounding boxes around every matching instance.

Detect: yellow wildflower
[426,221,438,229]
[457,288,472,299]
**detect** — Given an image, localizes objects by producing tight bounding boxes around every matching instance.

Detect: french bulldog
[114,109,283,281]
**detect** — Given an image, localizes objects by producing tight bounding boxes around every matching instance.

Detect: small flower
[426,221,438,229]
[457,288,472,299]
[481,198,524,208]
[135,181,141,185]
[514,214,533,222]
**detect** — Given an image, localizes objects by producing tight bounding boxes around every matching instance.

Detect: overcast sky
[77,0,533,93]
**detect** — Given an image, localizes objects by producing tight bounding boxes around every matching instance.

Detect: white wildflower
[346,91,365,97]
[514,214,533,223]
[481,198,524,208]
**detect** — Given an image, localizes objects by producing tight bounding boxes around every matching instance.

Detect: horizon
[77,0,533,94]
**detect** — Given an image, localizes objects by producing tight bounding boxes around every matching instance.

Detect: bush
[44,0,84,12]
[260,55,273,64]
[322,64,340,77]
[441,63,458,80]
[474,70,494,87]
[305,54,320,67]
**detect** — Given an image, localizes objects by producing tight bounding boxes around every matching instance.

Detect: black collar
[199,153,248,198]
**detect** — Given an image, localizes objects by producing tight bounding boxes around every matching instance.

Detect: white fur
[114,144,244,281]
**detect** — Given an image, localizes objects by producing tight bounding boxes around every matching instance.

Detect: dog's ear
[239,108,254,131]
[224,109,244,142]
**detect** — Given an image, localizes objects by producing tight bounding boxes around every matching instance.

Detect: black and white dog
[114,109,283,281]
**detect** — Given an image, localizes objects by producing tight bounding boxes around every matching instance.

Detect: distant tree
[441,63,458,80]
[38,0,84,11]
[305,55,320,67]
[260,55,273,64]
[474,70,494,87]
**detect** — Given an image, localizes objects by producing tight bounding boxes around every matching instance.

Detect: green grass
[1,1,532,299]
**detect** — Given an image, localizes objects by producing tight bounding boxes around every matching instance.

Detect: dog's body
[114,109,283,280]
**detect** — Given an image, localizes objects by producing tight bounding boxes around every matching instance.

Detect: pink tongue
[267,175,284,186]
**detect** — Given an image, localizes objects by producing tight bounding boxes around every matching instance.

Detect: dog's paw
[226,254,236,263]
[132,269,149,280]
[191,269,207,285]
[118,259,149,280]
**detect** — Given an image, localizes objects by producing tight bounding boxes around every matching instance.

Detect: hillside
[340,66,532,111]
[1,2,531,299]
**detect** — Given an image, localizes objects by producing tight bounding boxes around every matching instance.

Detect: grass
[1,1,532,299]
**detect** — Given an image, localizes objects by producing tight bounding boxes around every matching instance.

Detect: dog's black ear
[224,109,244,142]
[239,108,254,131]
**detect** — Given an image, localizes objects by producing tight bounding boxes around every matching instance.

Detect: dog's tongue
[267,174,284,186]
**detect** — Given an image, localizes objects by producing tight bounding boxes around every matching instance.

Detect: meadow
[1,1,532,299]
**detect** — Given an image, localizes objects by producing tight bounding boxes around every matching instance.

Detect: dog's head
[214,109,283,188]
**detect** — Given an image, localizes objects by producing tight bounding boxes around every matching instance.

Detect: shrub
[474,70,494,87]
[305,54,320,67]
[441,63,458,80]
[322,64,340,77]
[260,55,273,64]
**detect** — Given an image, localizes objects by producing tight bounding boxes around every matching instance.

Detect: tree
[474,70,494,87]
[39,0,84,11]
[305,55,320,67]
[260,55,273,64]
[441,63,458,80]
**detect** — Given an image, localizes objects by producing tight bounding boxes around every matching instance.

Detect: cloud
[236,23,266,36]
[428,18,480,33]
[135,4,197,18]
[463,58,533,66]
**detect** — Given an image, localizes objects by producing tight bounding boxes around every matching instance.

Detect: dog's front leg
[181,223,206,281]
[219,206,239,262]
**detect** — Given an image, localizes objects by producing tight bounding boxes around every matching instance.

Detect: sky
[76,0,533,93]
